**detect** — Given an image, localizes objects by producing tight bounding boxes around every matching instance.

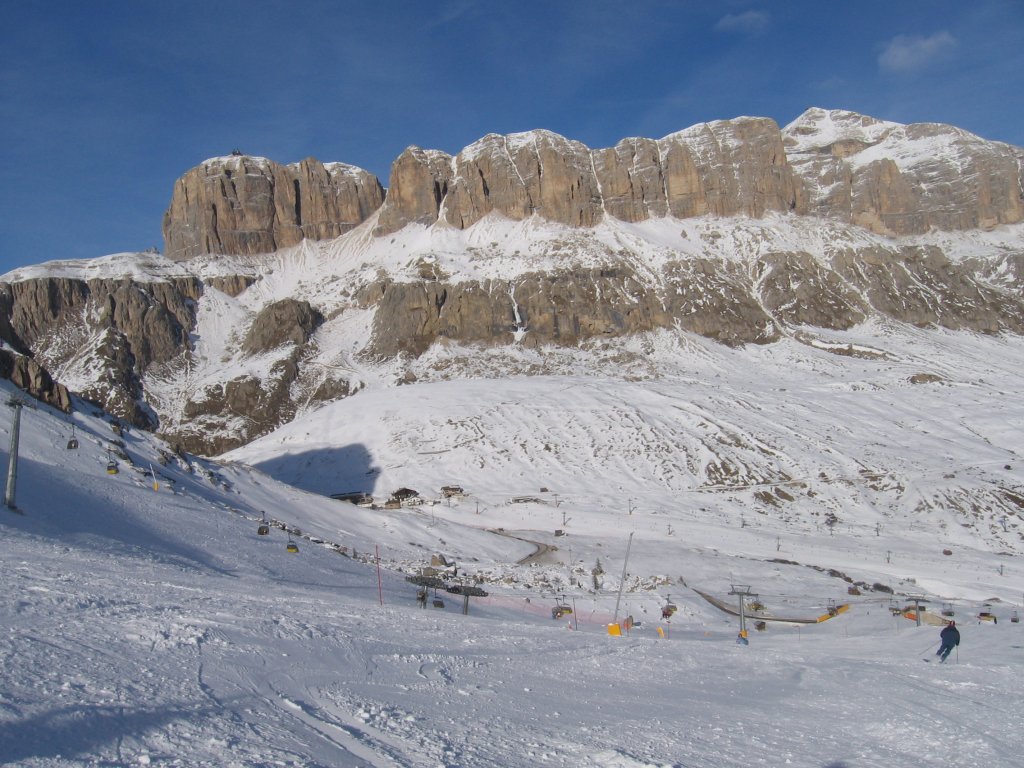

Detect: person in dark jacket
[936,620,960,662]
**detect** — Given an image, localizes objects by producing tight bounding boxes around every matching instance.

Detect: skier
[936,620,960,663]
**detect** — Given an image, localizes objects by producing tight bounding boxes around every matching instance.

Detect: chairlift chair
[551,597,572,619]
[105,447,119,474]
[941,602,955,617]
[1011,611,1020,624]
[66,425,79,450]
[661,594,678,620]
[257,511,270,536]
[286,533,299,553]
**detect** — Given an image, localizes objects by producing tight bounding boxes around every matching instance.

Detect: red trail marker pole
[376,545,384,606]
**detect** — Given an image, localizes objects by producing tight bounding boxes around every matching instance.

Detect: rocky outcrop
[0,273,353,453]
[784,108,1024,236]
[376,118,802,234]
[0,276,201,427]
[205,275,258,297]
[180,356,299,455]
[0,349,71,412]
[591,137,669,221]
[754,251,867,330]
[442,131,603,229]
[361,244,1024,357]
[1,277,200,372]
[242,299,323,355]
[658,118,803,219]
[163,155,384,260]
[374,147,454,234]
[830,245,1024,333]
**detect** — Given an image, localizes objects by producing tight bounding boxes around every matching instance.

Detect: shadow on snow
[3,454,238,576]
[249,443,380,497]
[0,700,219,763]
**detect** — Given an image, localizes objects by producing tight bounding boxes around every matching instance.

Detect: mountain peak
[782,107,899,153]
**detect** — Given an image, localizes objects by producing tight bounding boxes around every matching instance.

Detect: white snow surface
[3,334,1024,767]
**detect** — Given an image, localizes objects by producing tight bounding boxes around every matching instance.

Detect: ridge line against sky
[2,0,1022,272]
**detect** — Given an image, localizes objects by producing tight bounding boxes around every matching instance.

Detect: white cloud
[879,31,957,74]
[715,11,770,35]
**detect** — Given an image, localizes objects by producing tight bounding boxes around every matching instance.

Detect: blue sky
[2,0,1022,273]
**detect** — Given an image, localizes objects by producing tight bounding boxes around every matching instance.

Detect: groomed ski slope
[1,379,1023,767]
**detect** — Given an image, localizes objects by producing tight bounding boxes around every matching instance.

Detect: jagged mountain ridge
[163,107,1024,260]
[0,108,1022,458]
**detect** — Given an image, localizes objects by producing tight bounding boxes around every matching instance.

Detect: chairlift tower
[446,581,488,615]
[613,531,635,624]
[908,594,928,627]
[5,398,24,511]
[729,584,754,638]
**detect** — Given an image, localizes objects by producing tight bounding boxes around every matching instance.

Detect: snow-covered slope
[2,379,1023,766]
[223,320,1024,601]
[2,349,1024,767]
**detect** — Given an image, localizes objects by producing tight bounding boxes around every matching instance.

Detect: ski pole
[919,640,940,655]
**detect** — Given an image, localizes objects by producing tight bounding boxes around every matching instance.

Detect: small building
[330,491,373,506]
[441,485,465,498]
[390,487,423,507]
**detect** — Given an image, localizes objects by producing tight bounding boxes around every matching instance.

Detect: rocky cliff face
[361,245,1024,358]
[374,119,802,235]
[374,147,454,234]
[164,109,1022,254]
[784,108,1024,236]
[163,155,385,260]
[0,276,201,427]
[0,272,350,454]
[0,348,71,412]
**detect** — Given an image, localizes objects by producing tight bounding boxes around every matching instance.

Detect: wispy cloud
[715,11,770,35]
[878,31,957,73]
[423,0,480,31]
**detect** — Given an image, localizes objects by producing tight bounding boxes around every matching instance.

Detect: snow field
[1,371,1023,765]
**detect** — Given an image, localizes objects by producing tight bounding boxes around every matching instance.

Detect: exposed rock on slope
[374,147,454,234]
[784,108,1024,236]
[163,156,385,260]
[242,299,323,355]
[0,277,201,426]
[362,119,802,235]
[0,348,71,412]
[362,245,1024,357]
